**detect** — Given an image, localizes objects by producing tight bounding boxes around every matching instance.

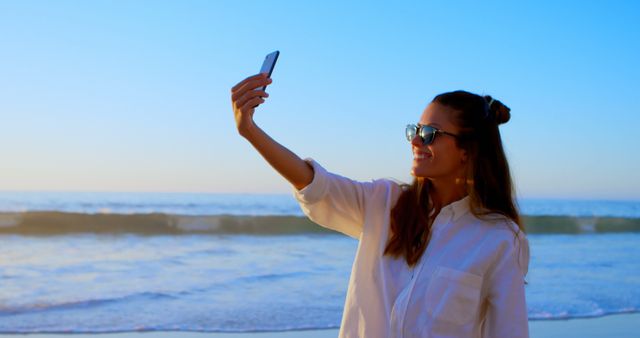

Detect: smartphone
[258,50,279,91]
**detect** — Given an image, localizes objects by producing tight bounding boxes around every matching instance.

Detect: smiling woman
[231,70,529,337]
[389,91,521,266]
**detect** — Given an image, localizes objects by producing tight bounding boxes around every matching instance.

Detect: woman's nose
[410,134,423,147]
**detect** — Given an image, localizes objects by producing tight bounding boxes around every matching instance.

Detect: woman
[231,73,530,338]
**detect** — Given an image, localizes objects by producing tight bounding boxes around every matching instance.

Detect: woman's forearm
[231,73,313,190]
[242,123,314,191]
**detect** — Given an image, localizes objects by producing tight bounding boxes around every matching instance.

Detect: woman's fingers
[235,89,269,109]
[231,74,273,135]
[231,74,272,101]
[240,96,265,112]
[231,73,265,93]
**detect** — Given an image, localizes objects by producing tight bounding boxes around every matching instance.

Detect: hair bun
[484,95,511,124]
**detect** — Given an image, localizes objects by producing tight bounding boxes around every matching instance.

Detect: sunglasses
[405,123,459,145]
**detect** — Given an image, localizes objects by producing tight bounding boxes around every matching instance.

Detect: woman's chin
[411,167,429,178]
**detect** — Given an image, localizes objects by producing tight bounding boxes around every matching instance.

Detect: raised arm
[231,73,313,190]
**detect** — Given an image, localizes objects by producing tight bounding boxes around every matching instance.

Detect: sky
[0,0,638,200]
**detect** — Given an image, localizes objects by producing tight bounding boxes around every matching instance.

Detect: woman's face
[410,102,468,180]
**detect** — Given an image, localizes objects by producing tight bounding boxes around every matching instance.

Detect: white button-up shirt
[292,158,530,338]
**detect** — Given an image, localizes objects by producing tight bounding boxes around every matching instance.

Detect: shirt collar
[432,195,471,223]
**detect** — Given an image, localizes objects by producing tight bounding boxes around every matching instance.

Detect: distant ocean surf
[0,191,639,235]
[1,212,639,236]
[0,192,639,333]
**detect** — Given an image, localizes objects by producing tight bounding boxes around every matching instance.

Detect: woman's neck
[428,177,467,208]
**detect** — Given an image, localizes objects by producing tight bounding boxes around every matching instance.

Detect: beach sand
[1,312,638,337]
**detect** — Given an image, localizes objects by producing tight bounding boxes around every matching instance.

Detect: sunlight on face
[410,102,467,180]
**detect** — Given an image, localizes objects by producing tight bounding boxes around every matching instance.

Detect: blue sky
[0,1,638,200]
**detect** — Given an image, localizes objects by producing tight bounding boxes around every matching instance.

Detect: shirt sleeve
[292,158,378,239]
[482,231,530,338]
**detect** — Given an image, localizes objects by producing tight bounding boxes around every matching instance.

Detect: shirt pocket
[424,266,483,326]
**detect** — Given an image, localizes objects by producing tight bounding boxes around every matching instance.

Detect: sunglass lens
[405,125,417,142]
[419,125,435,145]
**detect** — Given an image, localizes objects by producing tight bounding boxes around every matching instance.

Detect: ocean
[0,192,639,333]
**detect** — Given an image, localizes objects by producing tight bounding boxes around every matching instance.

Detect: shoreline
[1,312,638,338]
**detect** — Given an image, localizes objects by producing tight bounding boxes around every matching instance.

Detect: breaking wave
[0,212,639,235]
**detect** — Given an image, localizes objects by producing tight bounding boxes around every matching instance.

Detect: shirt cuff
[292,158,329,205]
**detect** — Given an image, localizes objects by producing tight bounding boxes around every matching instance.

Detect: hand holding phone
[258,51,279,91]
[252,51,279,108]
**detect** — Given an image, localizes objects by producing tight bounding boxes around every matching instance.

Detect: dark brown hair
[383,90,523,266]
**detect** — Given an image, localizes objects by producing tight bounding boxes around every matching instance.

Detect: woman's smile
[413,150,432,161]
